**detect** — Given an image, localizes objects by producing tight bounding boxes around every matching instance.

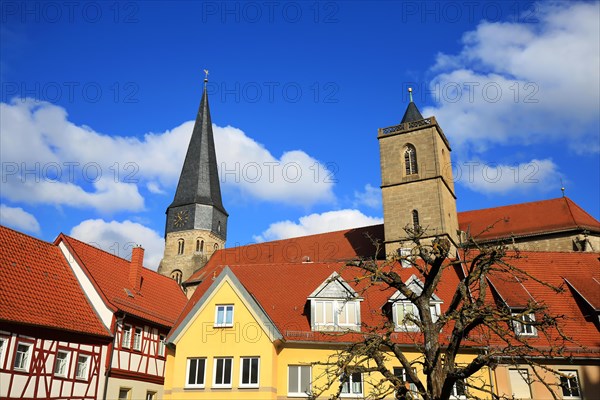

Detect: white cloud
[424,1,600,155]
[253,209,383,242]
[214,125,335,206]
[0,204,41,233]
[0,99,335,214]
[353,184,381,208]
[455,158,560,195]
[69,219,165,270]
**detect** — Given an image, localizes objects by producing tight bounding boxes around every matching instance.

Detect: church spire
[400,87,424,124]
[168,75,227,216]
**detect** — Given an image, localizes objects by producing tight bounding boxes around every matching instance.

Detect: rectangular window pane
[509,369,531,399]
[188,359,197,385]
[289,365,311,394]
[223,359,231,384]
[217,308,224,324]
[15,344,30,370]
[54,351,69,376]
[226,306,233,325]
[560,370,580,397]
[325,302,333,322]
[122,325,131,348]
[289,366,299,393]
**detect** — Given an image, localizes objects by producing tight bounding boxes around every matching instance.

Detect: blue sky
[1,1,599,268]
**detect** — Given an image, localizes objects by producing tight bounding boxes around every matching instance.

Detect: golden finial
[408,87,413,103]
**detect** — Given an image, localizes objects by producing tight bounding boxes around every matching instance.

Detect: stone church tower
[378,89,459,256]
[157,78,228,284]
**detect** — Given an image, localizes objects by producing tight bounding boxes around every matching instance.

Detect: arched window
[196,239,205,253]
[177,239,185,255]
[214,243,219,251]
[217,221,221,234]
[170,269,183,285]
[196,239,200,252]
[404,145,418,175]
[412,210,420,230]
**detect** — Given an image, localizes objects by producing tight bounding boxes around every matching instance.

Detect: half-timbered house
[0,225,112,400]
[55,234,188,400]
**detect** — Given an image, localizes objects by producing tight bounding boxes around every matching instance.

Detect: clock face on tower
[173,210,189,228]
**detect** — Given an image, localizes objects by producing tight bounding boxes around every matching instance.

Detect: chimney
[130,245,144,292]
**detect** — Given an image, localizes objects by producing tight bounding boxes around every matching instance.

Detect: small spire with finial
[408,87,414,103]
[560,179,565,197]
[203,69,209,87]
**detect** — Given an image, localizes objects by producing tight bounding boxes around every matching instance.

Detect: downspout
[103,314,124,400]
[486,348,497,399]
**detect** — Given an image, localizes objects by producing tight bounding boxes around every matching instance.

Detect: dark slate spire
[168,79,228,216]
[400,87,424,123]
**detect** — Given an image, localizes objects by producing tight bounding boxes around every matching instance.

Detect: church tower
[378,89,458,255]
[158,75,228,284]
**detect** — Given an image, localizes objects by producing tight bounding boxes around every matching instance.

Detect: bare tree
[308,225,580,400]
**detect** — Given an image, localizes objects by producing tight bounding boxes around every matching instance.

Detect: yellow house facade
[163,264,493,399]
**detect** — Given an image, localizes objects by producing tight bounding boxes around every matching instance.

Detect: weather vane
[203,69,209,83]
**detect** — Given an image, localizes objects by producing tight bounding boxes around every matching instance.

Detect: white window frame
[122,324,132,348]
[214,305,234,328]
[0,337,8,368]
[509,368,532,399]
[313,299,361,331]
[393,367,418,395]
[340,372,363,397]
[399,248,412,268]
[145,391,157,400]
[240,356,260,388]
[288,365,312,397]
[450,379,467,399]
[393,301,420,331]
[54,349,71,377]
[213,357,233,388]
[512,312,537,336]
[158,334,166,357]
[559,369,582,399]
[76,354,91,380]
[132,326,143,351]
[14,342,33,371]
[185,357,206,388]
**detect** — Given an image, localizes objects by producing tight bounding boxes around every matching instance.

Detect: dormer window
[388,275,442,332]
[511,311,537,336]
[309,273,362,332]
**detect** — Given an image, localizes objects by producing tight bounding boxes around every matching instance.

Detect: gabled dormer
[308,273,362,332]
[387,275,442,332]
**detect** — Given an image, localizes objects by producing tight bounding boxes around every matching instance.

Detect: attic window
[308,273,362,332]
[388,275,442,332]
[511,311,537,336]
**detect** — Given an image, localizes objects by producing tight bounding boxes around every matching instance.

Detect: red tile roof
[172,246,599,354]
[458,197,600,241]
[57,234,188,328]
[0,225,111,338]
[186,224,384,283]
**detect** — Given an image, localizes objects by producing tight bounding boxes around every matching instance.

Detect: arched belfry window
[177,239,185,255]
[404,145,418,175]
[196,239,204,253]
[171,269,183,285]
[412,210,420,230]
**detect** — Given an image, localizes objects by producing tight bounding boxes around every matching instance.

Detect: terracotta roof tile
[186,225,384,283]
[173,240,600,354]
[0,225,111,338]
[458,197,600,241]
[58,235,188,327]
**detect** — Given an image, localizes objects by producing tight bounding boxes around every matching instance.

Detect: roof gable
[168,266,282,344]
[57,234,187,327]
[388,274,442,302]
[308,272,359,299]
